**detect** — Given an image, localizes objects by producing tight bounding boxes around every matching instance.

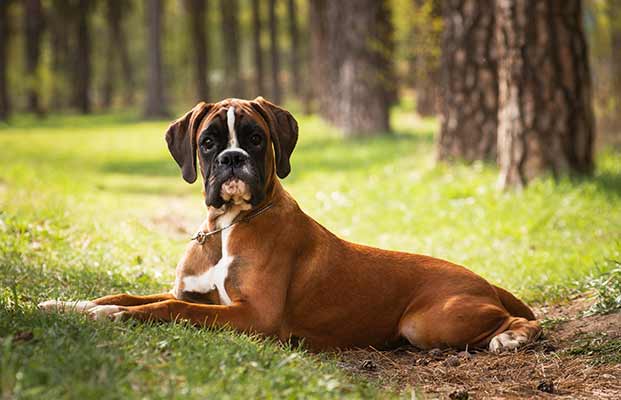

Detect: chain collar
[190,202,274,245]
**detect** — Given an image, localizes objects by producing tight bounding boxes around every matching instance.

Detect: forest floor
[1,108,620,399]
[339,295,621,399]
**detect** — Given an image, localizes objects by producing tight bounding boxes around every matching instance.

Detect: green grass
[1,108,620,398]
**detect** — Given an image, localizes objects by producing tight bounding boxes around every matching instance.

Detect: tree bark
[268,0,282,104]
[311,0,394,136]
[102,1,135,108]
[74,0,91,114]
[309,0,329,114]
[0,0,12,120]
[24,0,45,115]
[251,0,265,97]
[437,0,498,162]
[219,0,243,98]
[496,0,595,188]
[144,0,169,118]
[185,0,209,102]
[287,0,300,97]
[48,0,72,111]
[609,3,621,123]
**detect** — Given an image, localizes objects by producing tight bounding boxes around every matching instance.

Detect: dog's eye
[250,133,262,146]
[201,138,215,152]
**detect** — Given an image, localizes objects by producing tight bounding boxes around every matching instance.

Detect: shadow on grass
[101,159,179,177]
[592,171,621,199]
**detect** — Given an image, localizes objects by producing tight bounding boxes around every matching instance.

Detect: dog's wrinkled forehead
[199,100,269,141]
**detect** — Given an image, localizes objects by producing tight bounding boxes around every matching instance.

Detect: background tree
[287,0,300,98]
[310,0,394,136]
[436,0,497,162]
[609,2,621,129]
[24,0,45,115]
[103,0,136,108]
[144,0,169,118]
[268,0,282,104]
[185,0,210,102]
[48,0,72,111]
[496,0,595,188]
[73,0,92,114]
[220,0,243,98]
[251,0,265,97]
[0,0,12,120]
[412,0,442,117]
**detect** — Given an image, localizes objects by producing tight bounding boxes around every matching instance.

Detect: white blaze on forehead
[227,106,238,148]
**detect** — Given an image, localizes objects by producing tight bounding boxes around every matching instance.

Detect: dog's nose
[216,150,248,168]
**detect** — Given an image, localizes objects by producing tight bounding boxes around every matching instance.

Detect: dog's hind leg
[488,317,541,352]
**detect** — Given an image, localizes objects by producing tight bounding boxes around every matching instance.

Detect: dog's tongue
[220,178,251,203]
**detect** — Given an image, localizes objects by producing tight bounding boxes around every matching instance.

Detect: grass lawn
[1,107,620,398]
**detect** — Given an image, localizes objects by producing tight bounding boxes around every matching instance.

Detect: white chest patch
[182,210,239,305]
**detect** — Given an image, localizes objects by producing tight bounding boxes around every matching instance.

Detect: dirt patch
[338,296,621,399]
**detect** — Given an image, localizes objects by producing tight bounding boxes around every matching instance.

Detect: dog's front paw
[489,331,528,353]
[88,305,127,321]
[38,300,97,313]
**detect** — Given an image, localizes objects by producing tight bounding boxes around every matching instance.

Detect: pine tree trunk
[48,0,71,111]
[144,0,168,118]
[24,0,44,115]
[251,0,265,97]
[102,1,117,109]
[437,0,497,162]
[309,0,329,115]
[287,0,300,97]
[496,0,595,188]
[0,0,11,120]
[219,0,243,98]
[185,0,209,102]
[313,0,393,136]
[268,0,282,104]
[74,0,91,114]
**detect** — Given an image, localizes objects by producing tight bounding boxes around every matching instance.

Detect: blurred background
[1,1,619,186]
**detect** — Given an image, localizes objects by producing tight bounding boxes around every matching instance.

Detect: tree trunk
[251,0,265,97]
[268,0,282,104]
[436,0,497,162]
[102,1,117,109]
[144,0,168,118]
[287,0,300,97]
[609,3,621,125]
[219,0,242,98]
[311,0,393,136]
[185,0,209,102]
[48,0,71,111]
[24,0,45,115]
[74,0,91,114]
[496,0,595,188]
[309,0,329,114]
[0,0,11,120]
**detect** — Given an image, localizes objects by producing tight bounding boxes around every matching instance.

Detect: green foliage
[584,260,621,316]
[1,110,621,397]
[566,334,621,366]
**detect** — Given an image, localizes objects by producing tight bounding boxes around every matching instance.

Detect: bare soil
[338,295,621,399]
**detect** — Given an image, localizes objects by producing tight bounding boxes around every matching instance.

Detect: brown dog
[40,97,541,352]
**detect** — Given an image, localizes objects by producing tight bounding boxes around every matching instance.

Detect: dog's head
[165,97,298,208]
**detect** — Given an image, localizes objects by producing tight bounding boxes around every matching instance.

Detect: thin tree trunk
[144,0,169,118]
[437,0,497,162]
[268,0,282,104]
[74,0,91,114]
[287,0,300,97]
[251,0,265,97]
[102,1,117,109]
[496,0,595,188]
[48,0,71,111]
[24,0,44,115]
[0,0,11,120]
[185,0,209,101]
[309,0,329,114]
[219,0,242,98]
[609,3,621,125]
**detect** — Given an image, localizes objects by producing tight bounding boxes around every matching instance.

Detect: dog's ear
[165,102,213,183]
[251,96,299,179]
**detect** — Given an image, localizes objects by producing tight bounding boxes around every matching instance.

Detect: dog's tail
[493,285,536,320]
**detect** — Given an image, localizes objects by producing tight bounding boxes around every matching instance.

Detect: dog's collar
[190,202,274,245]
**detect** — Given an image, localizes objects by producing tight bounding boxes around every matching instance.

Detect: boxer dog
[40,97,541,352]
